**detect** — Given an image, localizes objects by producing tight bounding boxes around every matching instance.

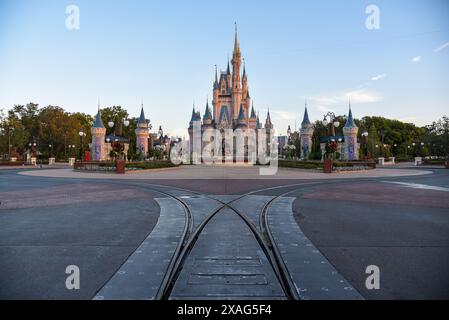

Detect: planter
[10,157,17,162]
[48,157,55,165]
[323,158,333,173]
[68,158,76,166]
[378,157,385,166]
[116,160,126,174]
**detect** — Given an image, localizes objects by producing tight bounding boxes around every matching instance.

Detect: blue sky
[0,0,448,137]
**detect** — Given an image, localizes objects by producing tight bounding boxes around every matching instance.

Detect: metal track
[150,185,308,300]
[93,179,368,300]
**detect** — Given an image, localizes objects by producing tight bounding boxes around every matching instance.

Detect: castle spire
[138,104,146,124]
[301,103,311,126]
[93,106,104,128]
[344,102,356,128]
[250,102,257,119]
[233,22,240,55]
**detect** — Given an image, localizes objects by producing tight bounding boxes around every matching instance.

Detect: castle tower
[249,103,257,129]
[231,25,242,122]
[202,99,213,128]
[300,104,314,159]
[91,107,106,161]
[237,104,247,129]
[135,105,149,156]
[342,104,359,160]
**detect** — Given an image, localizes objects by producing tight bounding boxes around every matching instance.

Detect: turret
[300,104,314,159]
[265,109,273,129]
[231,24,242,89]
[202,99,213,127]
[237,104,247,128]
[342,103,360,160]
[242,64,248,97]
[249,103,257,129]
[135,105,149,156]
[91,106,106,161]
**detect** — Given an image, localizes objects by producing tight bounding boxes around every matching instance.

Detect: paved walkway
[18,165,432,180]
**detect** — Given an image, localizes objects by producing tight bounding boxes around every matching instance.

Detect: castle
[299,104,360,161]
[90,106,150,161]
[188,26,274,162]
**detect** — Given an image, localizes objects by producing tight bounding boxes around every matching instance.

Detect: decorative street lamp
[322,112,340,137]
[79,130,86,162]
[8,127,14,160]
[108,118,130,161]
[362,131,369,159]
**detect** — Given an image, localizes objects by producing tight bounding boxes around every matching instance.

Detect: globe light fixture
[79,131,85,137]
[333,121,340,128]
[108,120,114,128]
[362,131,369,137]
[322,118,328,126]
[124,119,130,127]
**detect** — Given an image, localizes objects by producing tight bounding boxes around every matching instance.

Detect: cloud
[310,89,383,112]
[371,74,386,81]
[270,110,297,121]
[411,56,422,63]
[434,41,449,53]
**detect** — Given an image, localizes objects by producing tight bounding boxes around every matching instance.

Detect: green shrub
[125,160,178,170]
[279,160,322,170]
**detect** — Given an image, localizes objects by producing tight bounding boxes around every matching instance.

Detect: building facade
[188,27,273,162]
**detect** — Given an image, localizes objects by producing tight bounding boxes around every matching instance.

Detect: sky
[0,0,448,137]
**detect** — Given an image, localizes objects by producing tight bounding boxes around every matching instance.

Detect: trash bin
[116,160,126,174]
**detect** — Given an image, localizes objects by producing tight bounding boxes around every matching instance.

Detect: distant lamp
[333,121,340,128]
[124,119,130,127]
[322,118,328,126]
[108,120,114,128]
[362,131,369,137]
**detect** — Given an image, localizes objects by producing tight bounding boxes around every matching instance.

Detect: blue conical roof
[138,106,146,124]
[203,100,212,120]
[344,107,357,128]
[238,104,246,121]
[250,104,256,119]
[301,106,311,126]
[93,108,105,128]
[190,106,196,122]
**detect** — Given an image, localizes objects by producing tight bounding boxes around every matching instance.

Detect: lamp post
[8,127,14,160]
[362,131,369,159]
[322,112,340,137]
[79,130,86,162]
[108,118,130,161]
